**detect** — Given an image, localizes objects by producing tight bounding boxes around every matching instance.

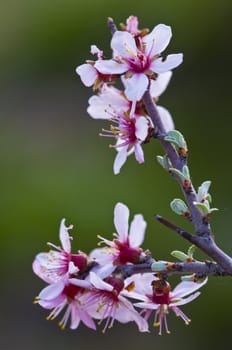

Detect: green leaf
[171,250,189,261]
[164,130,187,149]
[156,155,171,170]
[187,245,196,258]
[170,198,189,215]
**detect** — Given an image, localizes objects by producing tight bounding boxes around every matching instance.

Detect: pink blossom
[90,202,147,276]
[85,272,149,333]
[87,71,173,174]
[34,277,96,330]
[95,24,183,113]
[32,219,88,283]
[124,274,208,335]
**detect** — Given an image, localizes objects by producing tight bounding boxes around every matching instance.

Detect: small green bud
[171,250,189,261]
[170,198,189,216]
[164,130,187,151]
[156,155,172,170]
[151,261,167,272]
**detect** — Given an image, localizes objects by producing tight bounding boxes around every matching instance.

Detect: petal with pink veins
[144,24,172,56]
[76,306,96,330]
[70,307,81,329]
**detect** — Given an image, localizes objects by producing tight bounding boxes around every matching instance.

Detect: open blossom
[95,23,183,113]
[124,274,208,335]
[85,272,149,333]
[32,219,88,283]
[34,276,96,330]
[90,202,147,277]
[87,71,173,174]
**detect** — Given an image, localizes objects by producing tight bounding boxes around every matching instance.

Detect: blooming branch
[32,15,232,336]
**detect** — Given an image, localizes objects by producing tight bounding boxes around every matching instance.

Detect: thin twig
[154,214,195,242]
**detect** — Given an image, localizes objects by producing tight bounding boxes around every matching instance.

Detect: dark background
[1,0,232,348]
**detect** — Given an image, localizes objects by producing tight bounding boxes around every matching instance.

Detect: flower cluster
[33,203,207,334]
[76,16,182,174]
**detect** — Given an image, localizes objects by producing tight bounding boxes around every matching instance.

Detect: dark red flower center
[152,280,171,305]
[114,239,142,265]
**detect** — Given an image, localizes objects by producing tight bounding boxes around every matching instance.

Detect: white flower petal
[70,306,81,329]
[135,117,149,141]
[89,272,113,291]
[89,247,115,263]
[135,301,159,310]
[113,147,128,175]
[76,306,96,330]
[144,24,172,56]
[59,218,72,253]
[157,105,174,132]
[114,202,129,242]
[111,31,137,58]
[172,278,208,299]
[151,53,183,73]
[39,280,65,300]
[116,296,149,332]
[125,73,149,102]
[89,263,116,280]
[170,292,201,307]
[150,71,172,97]
[95,59,128,74]
[69,278,91,289]
[76,64,98,87]
[134,142,144,164]
[129,214,147,247]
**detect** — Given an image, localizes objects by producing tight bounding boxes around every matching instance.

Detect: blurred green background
[1,0,232,348]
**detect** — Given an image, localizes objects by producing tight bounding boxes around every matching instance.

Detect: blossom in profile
[90,202,147,276]
[124,274,207,335]
[32,219,88,283]
[34,276,96,330]
[85,272,149,333]
[95,23,183,113]
[76,45,118,90]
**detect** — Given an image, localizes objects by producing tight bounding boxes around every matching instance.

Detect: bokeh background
[1,0,232,348]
